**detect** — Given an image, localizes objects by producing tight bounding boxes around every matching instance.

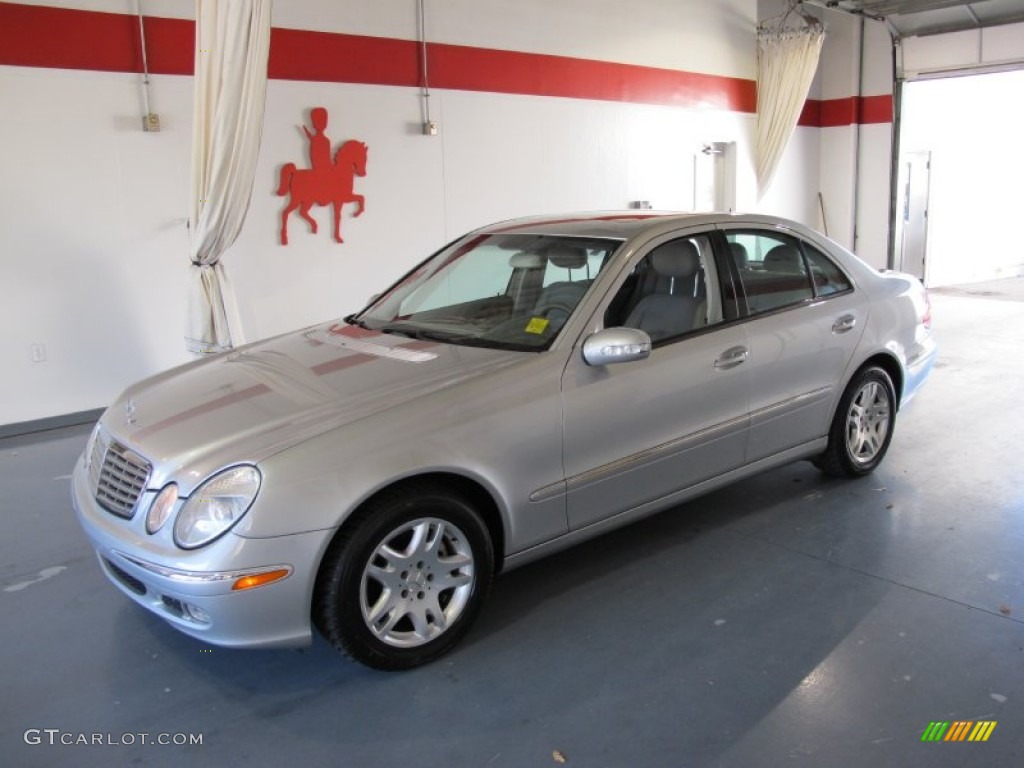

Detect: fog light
[181,602,211,624]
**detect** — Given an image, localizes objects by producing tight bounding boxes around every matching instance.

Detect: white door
[897,151,931,282]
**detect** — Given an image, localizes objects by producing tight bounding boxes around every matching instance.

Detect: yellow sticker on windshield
[525,317,550,334]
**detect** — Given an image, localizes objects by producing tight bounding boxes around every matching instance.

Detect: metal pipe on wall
[886,31,903,270]
[417,0,436,135]
[851,15,864,251]
[136,0,155,130]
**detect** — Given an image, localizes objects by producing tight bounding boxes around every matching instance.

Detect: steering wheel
[533,302,574,330]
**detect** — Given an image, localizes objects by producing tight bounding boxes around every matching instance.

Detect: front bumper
[72,455,333,649]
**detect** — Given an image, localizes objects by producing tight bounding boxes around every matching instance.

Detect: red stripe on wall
[821,97,859,127]
[859,94,893,124]
[0,3,192,75]
[797,100,821,127]
[429,43,756,112]
[269,27,420,87]
[799,95,893,127]
[0,2,888,123]
[0,2,753,113]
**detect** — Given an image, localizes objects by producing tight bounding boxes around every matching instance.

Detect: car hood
[101,321,524,489]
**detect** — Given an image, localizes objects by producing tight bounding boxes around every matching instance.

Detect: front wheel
[314,483,494,670]
[815,366,896,477]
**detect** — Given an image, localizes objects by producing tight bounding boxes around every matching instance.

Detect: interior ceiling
[811,0,1024,37]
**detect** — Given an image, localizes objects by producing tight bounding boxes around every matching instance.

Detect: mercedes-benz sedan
[73,212,936,669]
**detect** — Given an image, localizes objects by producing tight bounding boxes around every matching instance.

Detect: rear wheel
[816,366,896,477]
[314,483,494,670]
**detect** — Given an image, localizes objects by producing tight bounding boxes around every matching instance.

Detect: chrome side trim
[529,481,567,503]
[113,551,293,584]
[565,414,749,493]
[748,386,832,427]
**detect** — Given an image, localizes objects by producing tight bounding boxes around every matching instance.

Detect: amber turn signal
[231,569,290,591]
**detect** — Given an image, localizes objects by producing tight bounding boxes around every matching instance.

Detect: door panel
[560,230,750,532]
[719,227,868,461]
[742,293,866,461]
[562,327,750,530]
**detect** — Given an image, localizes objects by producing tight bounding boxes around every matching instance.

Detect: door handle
[714,346,748,370]
[832,314,856,334]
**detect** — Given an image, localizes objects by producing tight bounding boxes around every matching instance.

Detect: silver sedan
[73,212,936,669]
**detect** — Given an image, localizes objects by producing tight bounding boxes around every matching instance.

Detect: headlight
[146,483,178,534]
[173,466,261,550]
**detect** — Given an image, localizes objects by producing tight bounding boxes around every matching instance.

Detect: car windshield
[353,233,621,351]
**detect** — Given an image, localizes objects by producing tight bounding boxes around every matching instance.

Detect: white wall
[816,11,894,268]
[0,65,193,423]
[6,0,813,425]
[755,0,894,268]
[900,69,1024,286]
[756,127,822,227]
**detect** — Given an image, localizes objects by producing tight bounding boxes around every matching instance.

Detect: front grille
[94,440,151,518]
[104,558,146,595]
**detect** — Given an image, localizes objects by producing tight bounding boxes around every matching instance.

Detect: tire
[314,483,494,670]
[815,366,896,478]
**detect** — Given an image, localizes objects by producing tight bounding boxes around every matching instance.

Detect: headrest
[509,251,545,269]
[728,242,748,268]
[546,245,588,270]
[651,240,700,279]
[764,244,803,273]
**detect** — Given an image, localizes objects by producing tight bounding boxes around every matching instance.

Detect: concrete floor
[2,281,1022,767]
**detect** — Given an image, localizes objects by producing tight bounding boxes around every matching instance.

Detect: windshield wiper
[377,325,462,343]
[344,314,373,331]
[376,325,537,352]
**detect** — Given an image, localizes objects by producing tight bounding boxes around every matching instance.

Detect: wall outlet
[423,120,438,136]
[143,113,161,132]
[30,343,47,363]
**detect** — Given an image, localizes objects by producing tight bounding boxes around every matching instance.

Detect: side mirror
[582,327,652,366]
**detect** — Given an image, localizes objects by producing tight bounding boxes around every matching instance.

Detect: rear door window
[804,244,853,296]
[725,232,814,315]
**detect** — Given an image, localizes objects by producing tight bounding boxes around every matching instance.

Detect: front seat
[534,245,590,329]
[624,240,703,342]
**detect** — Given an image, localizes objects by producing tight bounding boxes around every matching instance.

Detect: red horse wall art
[277,107,368,245]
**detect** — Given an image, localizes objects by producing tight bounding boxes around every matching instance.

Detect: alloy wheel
[359,517,475,648]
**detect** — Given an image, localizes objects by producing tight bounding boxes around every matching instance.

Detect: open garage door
[897,70,1024,286]
[804,2,1024,283]
[892,4,1024,286]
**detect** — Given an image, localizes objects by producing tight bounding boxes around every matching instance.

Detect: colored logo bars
[921,721,997,742]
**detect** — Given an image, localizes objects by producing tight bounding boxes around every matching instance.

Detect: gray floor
[2,281,1023,768]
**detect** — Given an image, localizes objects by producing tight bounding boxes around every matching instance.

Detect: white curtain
[756,6,825,200]
[186,0,272,355]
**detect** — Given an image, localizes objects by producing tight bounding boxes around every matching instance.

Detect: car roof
[473,211,813,241]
